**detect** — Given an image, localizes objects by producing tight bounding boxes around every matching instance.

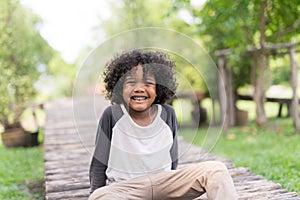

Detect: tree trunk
[218,55,228,134]
[289,47,299,133]
[252,0,268,126]
[252,52,267,126]
[227,66,235,127]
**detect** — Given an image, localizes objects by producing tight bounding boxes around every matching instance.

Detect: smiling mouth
[131,96,148,102]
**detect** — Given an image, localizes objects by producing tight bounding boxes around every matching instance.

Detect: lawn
[180,118,300,195]
[0,141,44,200]
[0,108,45,200]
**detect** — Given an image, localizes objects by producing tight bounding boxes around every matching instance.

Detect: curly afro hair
[103,49,177,104]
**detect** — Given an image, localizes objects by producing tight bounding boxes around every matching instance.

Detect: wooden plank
[46,181,90,193]
[45,171,89,181]
[46,188,90,200]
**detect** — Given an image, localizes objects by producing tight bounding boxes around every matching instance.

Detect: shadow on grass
[25,179,45,200]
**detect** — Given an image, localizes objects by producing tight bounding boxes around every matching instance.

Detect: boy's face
[122,64,157,112]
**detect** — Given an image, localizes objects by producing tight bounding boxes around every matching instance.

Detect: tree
[0,0,55,129]
[169,0,300,125]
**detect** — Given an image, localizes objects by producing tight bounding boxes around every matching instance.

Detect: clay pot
[1,128,38,148]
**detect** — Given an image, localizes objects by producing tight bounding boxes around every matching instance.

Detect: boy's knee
[196,161,229,175]
[89,187,124,200]
[90,193,124,200]
[89,187,117,200]
[209,161,227,171]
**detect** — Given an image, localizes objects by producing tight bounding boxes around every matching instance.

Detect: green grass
[0,107,45,199]
[0,143,44,200]
[0,116,45,200]
[180,118,300,195]
[0,106,45,198]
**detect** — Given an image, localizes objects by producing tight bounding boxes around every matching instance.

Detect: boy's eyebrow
[145,76,156,81]
[124,75,135,80]
[124,75,156,82]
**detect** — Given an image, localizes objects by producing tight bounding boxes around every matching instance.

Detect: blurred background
[0,0,299,199]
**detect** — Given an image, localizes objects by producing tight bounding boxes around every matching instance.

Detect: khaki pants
[89,161,238,200]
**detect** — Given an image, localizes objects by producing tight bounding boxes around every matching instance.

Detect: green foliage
[47,53,76,97]
[196,0,300,47]
[270,55,291,85]
[167,0,300,89]
[100,0,173,35]
[0,0,54,127]
[0,145,44,199]
[170,53,207,92]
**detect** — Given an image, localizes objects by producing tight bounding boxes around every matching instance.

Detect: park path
[44,97,300,200]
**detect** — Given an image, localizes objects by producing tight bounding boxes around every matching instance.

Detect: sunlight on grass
[236,100,289,120]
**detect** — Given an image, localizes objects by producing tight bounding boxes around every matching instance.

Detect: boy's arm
[170,110,178,170]
[89,107,113,194]
[89,156,107,193]
[162,104,179,170]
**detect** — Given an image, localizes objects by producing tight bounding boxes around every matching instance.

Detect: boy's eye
[145,81,155,85]
[126,81,136,85]
[124,79,155,86]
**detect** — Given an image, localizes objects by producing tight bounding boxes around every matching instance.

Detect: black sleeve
[170,107,178,170]
[161,104,179,170]
[89,106,113,194]
[171,131,178,170]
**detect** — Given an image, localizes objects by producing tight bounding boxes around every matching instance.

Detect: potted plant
[0,0,53,147]
[0,83,39,148]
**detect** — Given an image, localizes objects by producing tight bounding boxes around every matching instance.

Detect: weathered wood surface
[44,98,300,200]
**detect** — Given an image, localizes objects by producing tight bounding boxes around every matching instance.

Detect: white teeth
[132,96,147,101]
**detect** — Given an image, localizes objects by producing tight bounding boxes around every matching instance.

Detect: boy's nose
[133,83,146,92]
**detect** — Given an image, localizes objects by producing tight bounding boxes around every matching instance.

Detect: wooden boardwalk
[44,98,300,200]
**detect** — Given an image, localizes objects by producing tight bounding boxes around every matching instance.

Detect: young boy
[89,49,237,200]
